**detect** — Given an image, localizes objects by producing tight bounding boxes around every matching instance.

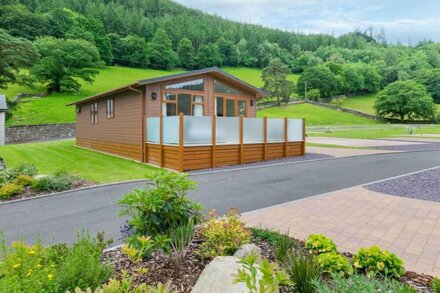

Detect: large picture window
[164,79,204,91]
[90,102,98,124]
[214,79,245,95]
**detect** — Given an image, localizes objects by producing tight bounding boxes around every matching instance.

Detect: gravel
[189,153,332,174]
[364,167,440,202]
[372,140,440,152]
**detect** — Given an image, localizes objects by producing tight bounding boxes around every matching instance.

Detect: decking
[145,114,305,171]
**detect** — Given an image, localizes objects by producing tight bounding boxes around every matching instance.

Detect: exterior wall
[76,89,143,161]
[6,123,75,144]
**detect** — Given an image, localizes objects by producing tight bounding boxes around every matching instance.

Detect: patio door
[216,97,247,117]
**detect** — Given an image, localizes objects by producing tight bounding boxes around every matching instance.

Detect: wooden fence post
[263,116,267,161]
[239,115,244,164]
[284,117,288,157]
[302,118,306,155]
[159,115,164,167]
[211,115,216,168]
[179,113,184,172]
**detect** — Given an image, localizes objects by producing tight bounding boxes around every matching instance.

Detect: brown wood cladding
[146,141,304,171]
[77,138,142,161]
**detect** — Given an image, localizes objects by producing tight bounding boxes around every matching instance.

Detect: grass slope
[258,103,380,126]
[0,139,160,183]
[341,93,376,114]
[5,66,299,126]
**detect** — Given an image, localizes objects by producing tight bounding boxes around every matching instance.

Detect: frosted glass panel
[243,118,264,143]
[184,116,212,145]
[267,119,284,142]
[146,117,160,142]
[216,117,239,144]
[288,119,303,142]
[162,116,179,144]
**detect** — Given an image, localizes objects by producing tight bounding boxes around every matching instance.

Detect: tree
[374,80,437,121]
[197,43,222,68]
[119,35,149,67]
[216,37,238,66]
[297,65,338,98]
[31,37,102,92]
[177,38,195,69]
[416,69,440,103]
[146,29,178,69]
[0,29,39,89]
[262,58,293,105]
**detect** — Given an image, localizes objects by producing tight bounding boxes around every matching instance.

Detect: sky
[174,0,440,44]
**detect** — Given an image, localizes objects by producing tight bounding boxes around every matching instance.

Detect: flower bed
[0,164,93,202]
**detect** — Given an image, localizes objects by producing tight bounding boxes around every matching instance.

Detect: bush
[312,272,416,293]
[198,209,251,258]
[305,234,337,255]
[234,253,292,292]
[352,246,404,278]
[275,233,296,263]
[0,183,23,199]
[282,250,322,293]
[0,163,37,185]
[32,171,77,192]
[118,172,203,246]
[316,252,353,276]
[54,232,113,292]
[432,277,440,292]
[13,174,35,187]
[330,96,346,107]
[307,89,321,101]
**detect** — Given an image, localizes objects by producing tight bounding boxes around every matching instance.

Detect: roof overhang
[67,67,268,106]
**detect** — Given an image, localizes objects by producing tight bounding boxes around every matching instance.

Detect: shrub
[55,232,113,291]
[168,220,196,277]
[312,272,416,293]
[307,89,321,101]
[8,163,38,180]
[305,234,337,255]
[432,277,440,293]
[32,171,77,192]
[0,238,58,292]
[316,252,353,276]
[282,250,322,293]
[122,235,156,263]
[0,183,23,199]
[13,174,35,187]
[233,253,292,293]
[275,232,296,263]
[118,172,203,243]
[352,246,404,278]
[198,209,251,258]
[330,96,346,107]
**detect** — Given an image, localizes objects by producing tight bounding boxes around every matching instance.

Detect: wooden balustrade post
[239,115,244,164]
[211,115,216,168]
[284,117,288,157]
[159,115,164,167]
[302,118,306,155]
[179,113,184,172]
[263,116,267,161]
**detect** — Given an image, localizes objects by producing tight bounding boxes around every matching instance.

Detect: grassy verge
[0,139,160,183]
[258,103,381,126]
[341,93,376,114]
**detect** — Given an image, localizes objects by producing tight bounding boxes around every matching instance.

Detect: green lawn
[257,104,381,126]
[222,67,299,88]
[308,125,440,139]
[0,139,160,183]
[341,93,376,114]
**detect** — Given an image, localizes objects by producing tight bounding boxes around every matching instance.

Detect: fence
[145,114,305,171]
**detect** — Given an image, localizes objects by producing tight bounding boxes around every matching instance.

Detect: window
[215,97,247,117]
[90,102,98,124]
[216,97,224,117]
[238,100,246,116]
[214,79,245,95]
[164,79,204,91]
[162,93,204,116]
[106,99,114,118]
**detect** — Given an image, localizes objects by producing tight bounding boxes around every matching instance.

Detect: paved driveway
[1,151,440,246]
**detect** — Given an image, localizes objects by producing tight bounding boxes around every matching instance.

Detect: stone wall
[6,123,76,144]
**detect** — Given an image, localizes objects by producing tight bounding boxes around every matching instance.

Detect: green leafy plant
[198,209,251,258]
[275,232,296,263]
[233,252,292,293]
[122,235,156,263]
[282,250,322,293]
[118,172,203,246]
[316,252,353,276]
[432,277,440,292]
[0,183,23,199]
[312,272,416,293]
[7,163,38,180]
[13,174,35,187]
[352,246,404,278]
[250,228,299,247]
[168,220,196,277]
[305,234,337,255]
[32,171,78,192]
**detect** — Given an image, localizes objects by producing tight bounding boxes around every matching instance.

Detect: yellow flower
[377,262,385,270]
[47,274,54,280]
[13,263,21,269]
[27,250,36,255]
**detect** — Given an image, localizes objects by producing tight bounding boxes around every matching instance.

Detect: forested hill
[1,0,383,70]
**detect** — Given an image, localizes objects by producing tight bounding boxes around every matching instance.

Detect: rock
[191,256,252,293]
[234,243,262,259]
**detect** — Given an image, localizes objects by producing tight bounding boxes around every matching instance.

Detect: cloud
[174,0,440,43]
